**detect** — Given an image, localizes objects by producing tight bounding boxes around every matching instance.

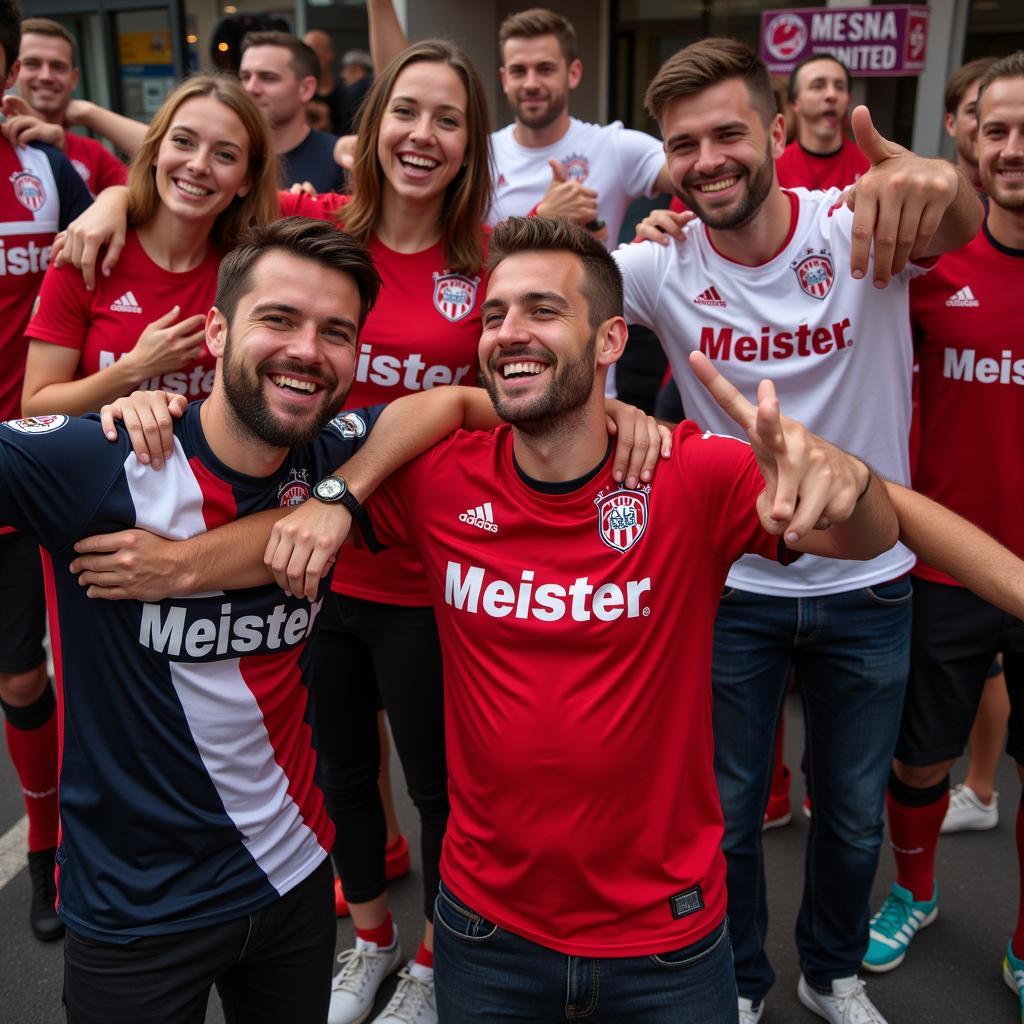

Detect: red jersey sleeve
[672,421,781,566]
[92,146,128,192]
[277,190,349,220]
[26,260,92,352]
[361,445,438,551]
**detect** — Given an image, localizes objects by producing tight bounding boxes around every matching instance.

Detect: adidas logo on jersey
[945,286,979,308]
[459,502,498,533]
[694,285,726,308]
[110,291,143,314]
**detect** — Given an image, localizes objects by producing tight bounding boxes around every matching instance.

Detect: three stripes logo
[459,501,498,533]
[694,285,726,308]
[945,286,979,308]
[110,291,143,314]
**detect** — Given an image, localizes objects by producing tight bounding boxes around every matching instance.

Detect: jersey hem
[330,579,432,606]
[725,550,917,597]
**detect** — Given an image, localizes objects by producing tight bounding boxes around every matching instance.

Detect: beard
[483,332,597,432]
[511,88,568,131]
[221,332,347,448]
[676,141,776,231]
[981,163,1024,210]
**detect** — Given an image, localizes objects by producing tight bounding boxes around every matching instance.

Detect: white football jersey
[615,187,921,597]
[487,118,665,249]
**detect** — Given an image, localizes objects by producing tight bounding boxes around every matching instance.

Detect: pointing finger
[688,351,756,430]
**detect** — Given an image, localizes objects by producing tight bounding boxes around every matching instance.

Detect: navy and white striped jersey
[0,401,382,941]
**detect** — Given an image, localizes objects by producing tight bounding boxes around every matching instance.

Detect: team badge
[433,272,479,323]
[793,252,834,299]
[4,414,68,434]
[561,153,590,183]
[10,171,46,212]
[763,13,807,62]
[329,412,367,440]
[595,488,649,553]
[277,468,310,507]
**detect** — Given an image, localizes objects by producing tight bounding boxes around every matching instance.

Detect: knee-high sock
[886,772,949,902]
[2,686,58,852]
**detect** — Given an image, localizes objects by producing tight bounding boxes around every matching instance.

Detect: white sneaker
[738,995,764,1023]
[372,962,436,1024]
[328,927,403,1024]
[797,974,888,1024]
[940,783,998,833]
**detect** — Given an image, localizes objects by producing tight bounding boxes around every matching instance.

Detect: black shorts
[0,531,46,674]
[895,577,1024,766]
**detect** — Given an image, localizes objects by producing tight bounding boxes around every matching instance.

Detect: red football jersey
[365,421,784,956]
[28,229,219,400]
[911,222,1024,585]
[64,133,127,196]
[775,138,869,191]
[280,190,486,605]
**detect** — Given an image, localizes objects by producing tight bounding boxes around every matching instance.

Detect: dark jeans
[433,882,738,1023]
[63,858,335,1024]
[712,579,912,1001]
[313,593,448,920]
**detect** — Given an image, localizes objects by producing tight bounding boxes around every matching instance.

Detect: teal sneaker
[1003,939,1024,1023]
[862,881,938,973]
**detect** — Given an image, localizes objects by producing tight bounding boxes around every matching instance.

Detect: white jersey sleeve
[610,127,666,203]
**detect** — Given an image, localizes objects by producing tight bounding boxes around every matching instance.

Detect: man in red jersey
[4,18,126,195]
[776,54,868,191]
[863,55,1024,1015]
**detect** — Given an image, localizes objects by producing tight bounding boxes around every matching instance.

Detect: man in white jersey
[616,37,981,1024]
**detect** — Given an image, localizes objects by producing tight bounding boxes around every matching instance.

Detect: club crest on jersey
[10,171,45,212]
[595,487,649,553]
[329,412,367,440]
[792,251,834,299]
[4,414,68,434]
[433,272,479,323]
[278,468,310,507]
[561,153,590,183]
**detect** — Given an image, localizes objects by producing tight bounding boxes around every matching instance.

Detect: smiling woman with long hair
[22,74,278,418]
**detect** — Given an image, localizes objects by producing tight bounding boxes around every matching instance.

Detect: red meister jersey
[28,229,219,400]
[365,421,785,956]
[64,133,128,196]
[280,190,487,605]
[911,221,1024,585]
[775,138,869,191]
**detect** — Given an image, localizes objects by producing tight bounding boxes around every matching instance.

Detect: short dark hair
[489,216,623,329]
[0,0,21,75]
[945,56,998,115]
[645,38,777,127]
[20,17,76,65]
[975,52,1024,113]
[240,30,319,84]
[786,53,851,104]
[498,8,577,64]
[216,218,381,330]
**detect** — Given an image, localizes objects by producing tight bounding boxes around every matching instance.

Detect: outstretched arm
[65,100,146,156]
[368,0,409,70]
[886,482,1024,620]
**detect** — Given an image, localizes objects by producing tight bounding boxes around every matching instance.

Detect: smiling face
[376,60,469,208]
[978,75,1024,212]
[18,32,78,118]
[239,44,311,129]
[152,95,251,226]
[791,57,849,147]
[660,77,784,231]
[499,34,580,132]
[210,249,360,448]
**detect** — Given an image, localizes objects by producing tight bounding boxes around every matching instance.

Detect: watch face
[315,477,345,501]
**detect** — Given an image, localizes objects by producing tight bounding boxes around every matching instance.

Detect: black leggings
[313,593,448,921]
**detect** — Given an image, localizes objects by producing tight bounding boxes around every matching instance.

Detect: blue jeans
[433,882,738,1023]
[712,579,912,1002]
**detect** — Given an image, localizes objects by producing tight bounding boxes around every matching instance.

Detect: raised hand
[688,352,868,544]
[536,159,599,226]
[845,105,961,287]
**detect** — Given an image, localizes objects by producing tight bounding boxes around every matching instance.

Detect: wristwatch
[311,475,382,552]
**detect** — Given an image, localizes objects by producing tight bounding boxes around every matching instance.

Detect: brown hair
[240,30,319,84]
[216,216,381,329]
[0,0,20,74]
[21,17,76,65]
[945,57,998,115]
[975,52,1024,112]
[342,39,491,277]
[645,37,777,127]
[126,75,280,251]
[489,216,622,329]
[498,8,577,64]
